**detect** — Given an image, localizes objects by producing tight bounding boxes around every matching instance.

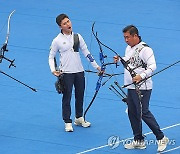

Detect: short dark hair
[56,14,69,26]
[122,25,139,36]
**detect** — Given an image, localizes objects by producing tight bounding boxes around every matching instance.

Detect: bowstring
[84,25,94,113]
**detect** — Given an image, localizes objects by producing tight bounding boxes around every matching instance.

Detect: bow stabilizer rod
[0,70,37,92]
[122,60,180,88]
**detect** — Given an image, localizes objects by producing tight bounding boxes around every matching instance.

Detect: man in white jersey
[114,25,168,152]
[49,14,101,132]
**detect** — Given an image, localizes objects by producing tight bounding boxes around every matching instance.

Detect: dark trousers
[62,72,85,123]
[127,89,164,141]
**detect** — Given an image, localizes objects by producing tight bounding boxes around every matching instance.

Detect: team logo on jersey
[129,46,144,67]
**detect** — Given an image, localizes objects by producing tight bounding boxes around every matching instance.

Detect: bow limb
[83,67,104,120]
[5,10,16,44]
[92,22,137,78]
[83,23,106,120]
[83,77,102,120]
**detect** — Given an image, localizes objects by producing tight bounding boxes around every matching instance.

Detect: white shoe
[124,140,146,150]
[74,117,91,127]
[157,136,169,152]
[65,123,73,132]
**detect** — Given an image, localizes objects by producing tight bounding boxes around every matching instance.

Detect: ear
[134,34,138,38]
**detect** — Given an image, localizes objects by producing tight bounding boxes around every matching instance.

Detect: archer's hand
[113,55,119,63]
[52,71,62,77]
[132,75,142,83]
[97,66,101,72]
[97,66,104,76]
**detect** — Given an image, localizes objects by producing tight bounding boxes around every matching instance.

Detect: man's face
[60,17,72,34]
[123,32,138,47]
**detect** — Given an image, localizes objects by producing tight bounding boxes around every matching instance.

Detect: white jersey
[123,41,156,90]
[49,32,99,73]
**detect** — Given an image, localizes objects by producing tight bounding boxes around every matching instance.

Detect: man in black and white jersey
[114,25,168,152]
[49,14,101,132]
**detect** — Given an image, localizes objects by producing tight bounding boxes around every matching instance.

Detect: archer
[114,25,169,152]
